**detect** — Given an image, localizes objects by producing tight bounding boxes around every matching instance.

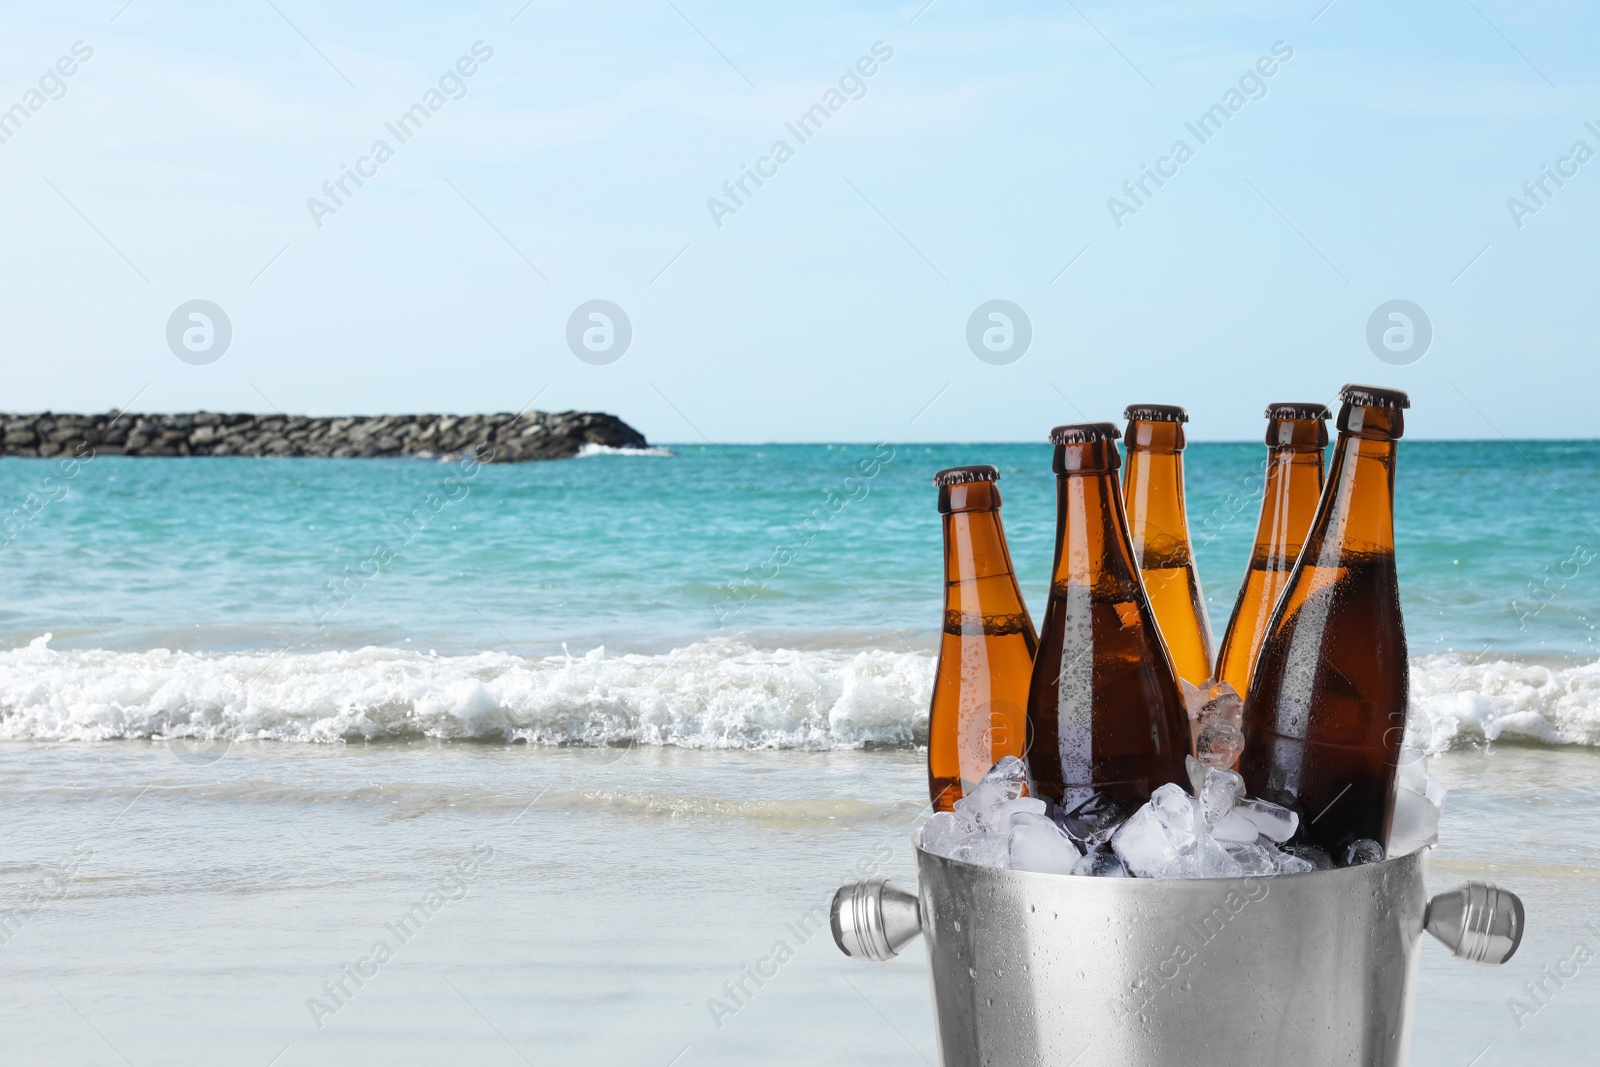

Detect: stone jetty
[0,411,651,462]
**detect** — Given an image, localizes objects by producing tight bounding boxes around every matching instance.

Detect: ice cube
[1211,811,1259,845]
[1388,783,1442,856]
[1058,791,1128,850]
[1391,755,1448,856]
[1009,813,1083,875]
[994,796,1048,828]
[952,832,1011,869]
[1196,719,1244,768]
[1148,782,1197,844]
[1342,838,1384,867]
[1071,849,1130,878]
[953,755,1031,830]
[1199,766,1246,826]
[952,793,990,829]
[1170,833,1245,879]
[1201,681,1244,728]
[1396,745,1428,794]
[981,754,1030,793]
[1226,841,1281,876]
[1423,768,1448,809]
[1280,843,1334,871]
[1234,797,1299,843]
[919,811,977,858]
[1179,678,1205,721]
[1185,754,1208,796]
[1275,852,1316,875]
[1111,806,1179,878]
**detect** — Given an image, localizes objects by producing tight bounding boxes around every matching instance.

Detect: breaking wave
[575,443,675,457]
[1409,653,1600,751]
[0,635,929,748]
[1,636,1598,752]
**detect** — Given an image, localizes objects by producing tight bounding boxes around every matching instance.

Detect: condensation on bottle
[927,465,1038,812]
[1241,385,1411,855]
[1214,402,1330,699]
[1025,424,1191,812]
[1121,404,1214,692]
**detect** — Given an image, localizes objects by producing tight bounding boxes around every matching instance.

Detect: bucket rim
[914,841,1428,890]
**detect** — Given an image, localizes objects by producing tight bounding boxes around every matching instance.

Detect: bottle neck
[1122,424,1192,568]
[1251,441,1326,569]
[1049,469,1142,596]
[1303,430,1398,564]
[942,508,1019,584]
[942,505,1029,630]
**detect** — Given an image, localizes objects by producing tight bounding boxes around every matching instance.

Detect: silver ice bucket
[833,845,1523,1067]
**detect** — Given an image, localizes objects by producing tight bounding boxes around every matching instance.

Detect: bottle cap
[932,464,999,488]
[1264,402,1332,420]
[1339,384,1410,410]
[1048,423,1121,445]
[1122,404,1188,423]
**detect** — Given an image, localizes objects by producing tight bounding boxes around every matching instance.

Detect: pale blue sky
[0,0,1595,441]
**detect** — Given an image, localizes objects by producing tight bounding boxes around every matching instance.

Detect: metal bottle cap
[1424,881,1525,964]
[933,464,1000,487]
[1339,383,1411,409]
[830,878,923,961]
[1264,402,1331,421]
[1048,422,1120,445]
[1123,403,1188,423]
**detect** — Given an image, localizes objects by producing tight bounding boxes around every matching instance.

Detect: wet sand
[0,741,1593,1065]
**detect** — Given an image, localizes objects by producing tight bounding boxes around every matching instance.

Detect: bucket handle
[1425,881,1525,965]
[831,878,922,961]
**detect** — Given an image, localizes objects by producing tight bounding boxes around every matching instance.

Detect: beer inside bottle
[1214,403,1331,697]
[928,465,1038,811]
[1121,404,1214,691]
[1241,385,1410,854]
[1026,424,1191,811]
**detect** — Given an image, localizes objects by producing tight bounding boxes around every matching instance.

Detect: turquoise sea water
[0,441,1597,749]
[1,441,1595,655]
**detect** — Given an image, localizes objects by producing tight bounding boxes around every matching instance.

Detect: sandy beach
[0,742,1592,1065]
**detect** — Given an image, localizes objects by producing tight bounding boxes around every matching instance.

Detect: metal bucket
[833,846,1523,1067]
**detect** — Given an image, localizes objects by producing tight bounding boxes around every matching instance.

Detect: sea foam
[1410,653,1600,750]
[0,635,928,748]
[575,442,676,458]
[0,636,1597,751]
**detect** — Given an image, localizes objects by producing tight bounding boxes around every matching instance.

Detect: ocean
[2,441,1598,748]
[1,442,1597,1065]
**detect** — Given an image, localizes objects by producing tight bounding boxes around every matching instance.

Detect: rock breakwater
[0,411,651,462]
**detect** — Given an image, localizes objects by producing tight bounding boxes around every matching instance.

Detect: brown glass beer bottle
[928,466,1039,812]
[1025,425,1191,811]
[1214,403,1331,697]
[1241,385,1410,855]
[1121,405,1214,691]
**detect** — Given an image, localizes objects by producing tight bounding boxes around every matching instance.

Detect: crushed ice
[918,731,1447,880]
